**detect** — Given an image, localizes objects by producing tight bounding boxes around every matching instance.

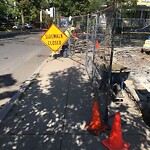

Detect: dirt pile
[114,46,150,127]
[114,47,150,92]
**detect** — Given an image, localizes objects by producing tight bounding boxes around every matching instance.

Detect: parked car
[25,23,33,29]
[12,24,22,30]
[12,23,33,30]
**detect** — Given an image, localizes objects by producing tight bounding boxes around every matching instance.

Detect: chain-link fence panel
[66,10,115,93]
[56,7,128,99]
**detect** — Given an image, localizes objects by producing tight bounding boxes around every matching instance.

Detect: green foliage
[0,1,7,15]
[0,0,139,31]
[31,0,50,10]
[88,0,105,12]
[49,0,137,17]
[27,6,37,23]
[51,0,91,16]
[42,11,53,28]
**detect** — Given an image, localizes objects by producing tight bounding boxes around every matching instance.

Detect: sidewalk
[0,57,149,150]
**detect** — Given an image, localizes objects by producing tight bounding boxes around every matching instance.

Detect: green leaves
[0,0,139,29]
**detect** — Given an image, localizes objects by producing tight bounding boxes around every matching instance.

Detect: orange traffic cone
[102,112,130,150]
[85,99,106,135]
[95,40,100,49]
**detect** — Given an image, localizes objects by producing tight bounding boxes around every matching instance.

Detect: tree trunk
[105,7,115,50]
[21,9,25,30]
[40,9,42,29]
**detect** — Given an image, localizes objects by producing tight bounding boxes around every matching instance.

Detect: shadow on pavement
[0,64,149,149]
[106,90,150,150]
[0,66,98,149]
[135,89,150,127]
[0,74,17,101]
[0,74,17,87]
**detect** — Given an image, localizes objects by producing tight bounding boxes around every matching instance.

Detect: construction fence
[73,13,111,92]
[58,9,117,95]
[57,7,136,101]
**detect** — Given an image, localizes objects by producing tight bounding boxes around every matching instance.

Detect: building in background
[46,7,56,19]
[117,0,150,30]
[137,0,150,20]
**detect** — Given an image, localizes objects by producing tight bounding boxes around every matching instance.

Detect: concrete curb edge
[0,57,51,123]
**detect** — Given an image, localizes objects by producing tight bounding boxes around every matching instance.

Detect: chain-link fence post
[85,14,89,70]
[92,14,98,84]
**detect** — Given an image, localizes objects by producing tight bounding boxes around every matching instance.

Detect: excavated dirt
[114,46,150,92]
[114,46,150,127]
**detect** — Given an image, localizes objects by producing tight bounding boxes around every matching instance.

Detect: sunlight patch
[43,135,49,143]
[38,76,50,93]
[80,121,86,130]
[4,127,11,133]
[35,110,48,117]
[75,135,83,146]
[68,104,75,109]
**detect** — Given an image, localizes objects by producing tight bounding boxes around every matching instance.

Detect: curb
[0,31,23,39]
[0,57,51,123]
[0,30,42,39]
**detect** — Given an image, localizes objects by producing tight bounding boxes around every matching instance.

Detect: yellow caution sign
[41,23,68,52]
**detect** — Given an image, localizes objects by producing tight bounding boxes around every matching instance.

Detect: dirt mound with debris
[114,47,150,92]
[114,46,150,127]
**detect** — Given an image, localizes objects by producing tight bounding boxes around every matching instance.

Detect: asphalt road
[0,32,51,106]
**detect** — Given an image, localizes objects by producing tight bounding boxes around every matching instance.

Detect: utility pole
[21,9,25,30]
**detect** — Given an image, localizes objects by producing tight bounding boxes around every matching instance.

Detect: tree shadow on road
[0,74,16,87]
[0,74,17,101]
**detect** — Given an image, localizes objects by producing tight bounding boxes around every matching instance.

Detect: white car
[25,23,33,29]
[12,24,22,30]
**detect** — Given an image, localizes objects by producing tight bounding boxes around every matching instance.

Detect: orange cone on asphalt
[85,99,106,135]
[95,40,100,49]
[102,112,130,150]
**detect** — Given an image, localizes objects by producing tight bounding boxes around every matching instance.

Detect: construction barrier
[102,112,130,150]
[85,99,107,135]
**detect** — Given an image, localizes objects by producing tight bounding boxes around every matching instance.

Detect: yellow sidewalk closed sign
[41,23,68,52]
